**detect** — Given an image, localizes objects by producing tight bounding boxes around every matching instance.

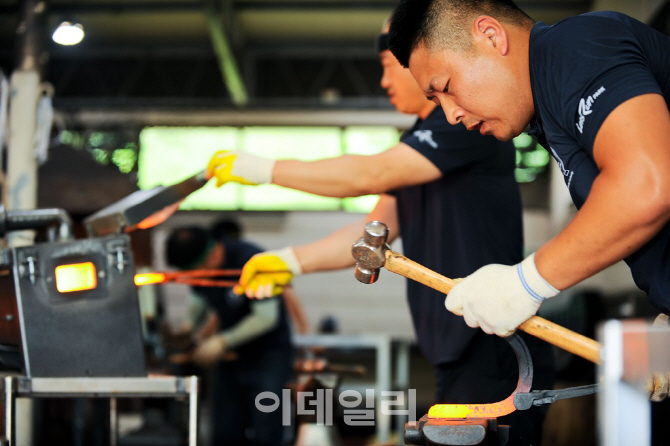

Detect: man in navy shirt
[205,23,555,445]
[166,226,294,446]
[386,0,670,341]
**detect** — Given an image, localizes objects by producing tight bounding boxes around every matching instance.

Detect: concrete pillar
[3,0,48,248]
[5,2,49,444]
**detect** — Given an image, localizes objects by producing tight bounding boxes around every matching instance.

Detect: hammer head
[351,221,390,284]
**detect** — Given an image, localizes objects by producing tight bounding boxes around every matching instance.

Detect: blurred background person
[166,225,295,446]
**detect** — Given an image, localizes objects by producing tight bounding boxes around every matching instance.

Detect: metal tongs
[425,334,598,420]
[134,269,243,287]
[406,334,598,445]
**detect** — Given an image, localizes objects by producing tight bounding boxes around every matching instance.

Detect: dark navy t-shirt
[193,238,293,360]
[394,107,523,365]
[529,11,670,313]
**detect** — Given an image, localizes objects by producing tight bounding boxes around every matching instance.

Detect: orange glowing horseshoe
[427,334,533,419]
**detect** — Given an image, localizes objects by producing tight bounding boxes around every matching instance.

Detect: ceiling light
[52,21,84,46]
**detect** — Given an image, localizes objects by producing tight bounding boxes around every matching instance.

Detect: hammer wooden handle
[384,249,603,364]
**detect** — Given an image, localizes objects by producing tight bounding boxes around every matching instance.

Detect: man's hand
[647,313,670,401]
[206,150,275,187]
[235,247,302,299]
[445,254,559,337]
[191,334,227,367]
[647,372,670,402]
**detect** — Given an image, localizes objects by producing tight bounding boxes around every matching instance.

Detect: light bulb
[52,21,84,46]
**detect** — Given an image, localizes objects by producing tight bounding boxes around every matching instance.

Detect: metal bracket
[17,251,38,285]
[107,240,130,275]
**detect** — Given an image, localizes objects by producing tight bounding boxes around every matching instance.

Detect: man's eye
[443,83,449,93]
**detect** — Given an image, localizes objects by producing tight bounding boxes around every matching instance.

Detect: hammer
[352,221,602,364]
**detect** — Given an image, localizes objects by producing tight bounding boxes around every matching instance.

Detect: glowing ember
[134,272,166,286]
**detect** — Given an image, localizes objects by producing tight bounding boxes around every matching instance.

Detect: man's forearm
[293,221,366,273]
[221,299,280,349]
[293,194,400,274]
[273,156,383,197]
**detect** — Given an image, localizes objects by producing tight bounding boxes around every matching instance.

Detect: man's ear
[472,16,508,56]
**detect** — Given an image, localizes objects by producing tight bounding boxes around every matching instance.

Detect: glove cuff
[232,152,276,184]
[517,253,559,303]
[274,246,303,276]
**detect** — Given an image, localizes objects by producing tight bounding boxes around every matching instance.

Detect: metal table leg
[3,376,13,446]
[110,397,118,446]
[1,375,199,446]
[188,376,198,446]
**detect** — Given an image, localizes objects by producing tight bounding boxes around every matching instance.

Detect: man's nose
[380,71,390,89]
[441,100,465,126]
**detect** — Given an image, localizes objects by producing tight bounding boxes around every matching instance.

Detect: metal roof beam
[205,1,249,106]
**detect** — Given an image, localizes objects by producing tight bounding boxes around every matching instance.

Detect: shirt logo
[550,146,574,189]
[576,86,606,134]
[413,130,438,149]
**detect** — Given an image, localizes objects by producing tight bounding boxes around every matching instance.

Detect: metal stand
[293,334,412,444]
[1,375,199,446]
[405,415,509,446]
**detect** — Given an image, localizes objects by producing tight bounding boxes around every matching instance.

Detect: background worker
[385,0,670,343]
[208,218,310,334]
[205,24,555,445]
[165,225,294,446]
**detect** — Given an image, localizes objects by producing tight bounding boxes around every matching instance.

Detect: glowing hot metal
[427,335,533,419]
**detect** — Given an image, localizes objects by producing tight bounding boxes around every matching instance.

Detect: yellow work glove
[206,150,276,187]
[235,247,302,299]
[192,333,227,367]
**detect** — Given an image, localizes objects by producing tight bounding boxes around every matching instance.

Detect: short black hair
[166,226,211,269]
[210,219,242,241]
[388,0,533,68]
[388,0,432,68]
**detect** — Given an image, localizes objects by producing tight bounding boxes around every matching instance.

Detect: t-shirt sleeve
[573,64,662,153]
[401,114,504,175]
[544,14,664,154]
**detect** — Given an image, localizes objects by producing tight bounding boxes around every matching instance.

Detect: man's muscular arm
[445,93,670,336]
[272,143,441,197]
[535,93,670,288]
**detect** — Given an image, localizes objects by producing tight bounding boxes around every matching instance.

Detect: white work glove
[206,150,276,186]
[235,247,303,299]
[446,253,559,337]
[191,333,227,367]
